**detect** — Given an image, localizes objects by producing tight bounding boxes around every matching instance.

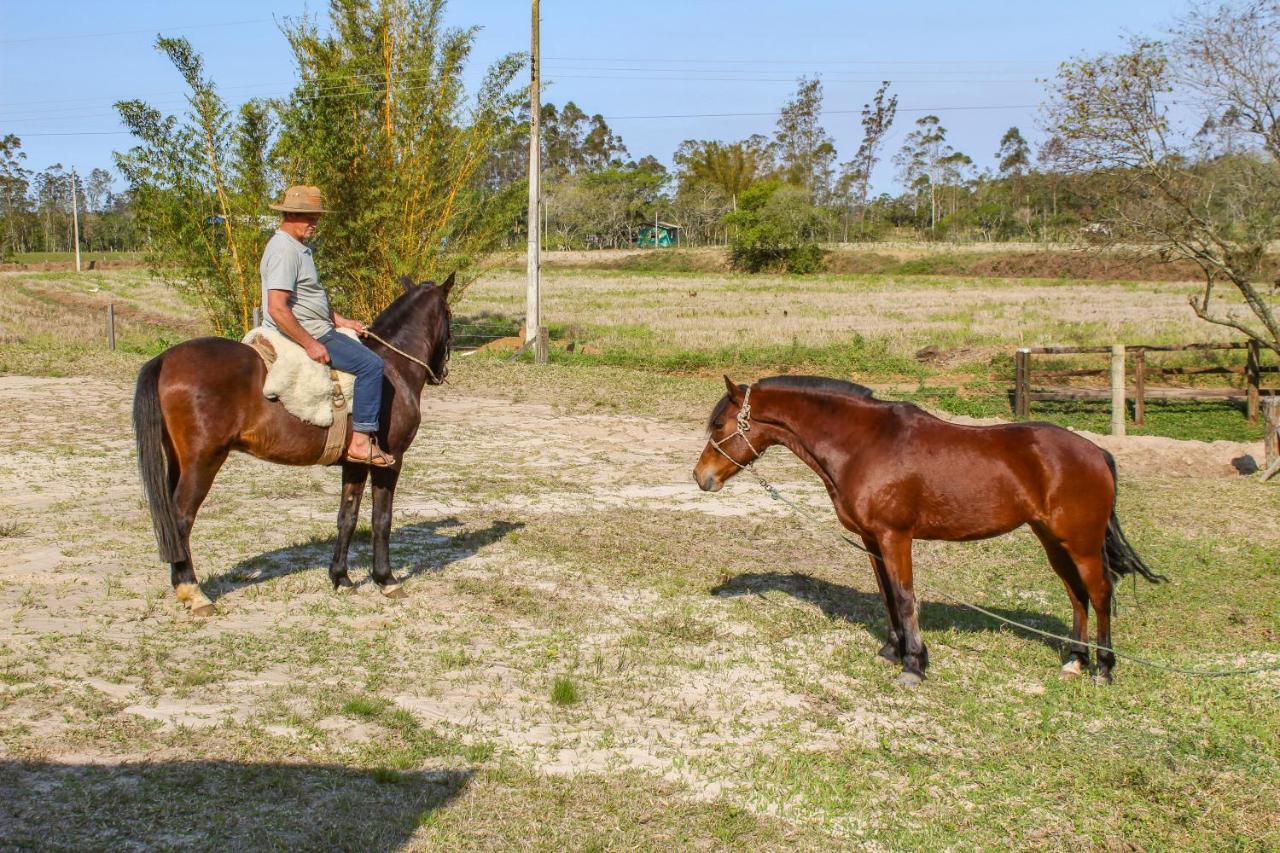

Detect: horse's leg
[880,532,927,686]
[1070,548,1115,684]
[170,449,228,617]
[329,463,370,590]
[864,536,902,665]
[1033,529,1091,679]
[369,466,405,598]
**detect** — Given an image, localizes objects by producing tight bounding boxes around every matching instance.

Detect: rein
[360,329,440,384]
[712,384,1280,678]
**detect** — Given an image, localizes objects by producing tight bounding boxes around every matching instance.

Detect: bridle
[709,385,762,470]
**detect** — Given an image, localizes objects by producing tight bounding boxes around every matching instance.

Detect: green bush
[726,181,827,274]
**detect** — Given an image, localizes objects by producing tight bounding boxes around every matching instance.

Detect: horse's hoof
[379,582,407,599]
[1059,659,1086,680]
[876,642,901,665]
[1093,671,1114,686]
[332,576,356,593]
[896,670,924,688]
[190,603,215,618]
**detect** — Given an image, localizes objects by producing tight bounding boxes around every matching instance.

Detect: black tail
[133,356,186,563]
[1101,451,1166,584]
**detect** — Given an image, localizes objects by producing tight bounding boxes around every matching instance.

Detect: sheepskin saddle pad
[241,327,358,428]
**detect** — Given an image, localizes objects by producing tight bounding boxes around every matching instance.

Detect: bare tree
[1043,2,1280,353]
[837,82,897,240]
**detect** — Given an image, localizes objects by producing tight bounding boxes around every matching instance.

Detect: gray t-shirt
[260,230,334,338]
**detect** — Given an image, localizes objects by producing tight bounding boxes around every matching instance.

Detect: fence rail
[1013,340,1274,427]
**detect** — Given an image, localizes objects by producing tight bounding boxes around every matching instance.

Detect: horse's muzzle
[694,467,722,492]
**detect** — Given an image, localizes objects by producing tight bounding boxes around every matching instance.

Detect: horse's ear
[398,275,416,294]
[439,271,456,296]
[723,375,743,404]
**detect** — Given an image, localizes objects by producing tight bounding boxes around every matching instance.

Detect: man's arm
[332,310,365,335]
[268,289,329,364]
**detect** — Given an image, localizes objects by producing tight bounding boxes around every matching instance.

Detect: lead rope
[714,388,1280,679]
[359,329,440,384]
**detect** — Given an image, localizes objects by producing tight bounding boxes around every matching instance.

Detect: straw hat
[269,185,330,214]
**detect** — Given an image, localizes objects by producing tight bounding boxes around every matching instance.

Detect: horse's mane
[757,375,875,399]
[370,285,433,335]
[706,375,874,434]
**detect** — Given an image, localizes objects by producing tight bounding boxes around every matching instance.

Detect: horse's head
[694,375,774,491]
[394,272,455,384]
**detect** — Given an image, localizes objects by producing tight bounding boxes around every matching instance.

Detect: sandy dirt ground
[0,372,1275,847]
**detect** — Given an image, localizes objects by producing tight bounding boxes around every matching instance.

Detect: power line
[602,104,1039,120]
[0,17,276,45]
[10,102,1043,137]
[546,55,1055,66]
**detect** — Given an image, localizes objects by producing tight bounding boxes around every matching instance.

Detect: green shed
[635,221,682,248]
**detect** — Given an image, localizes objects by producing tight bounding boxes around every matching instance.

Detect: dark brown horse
[694,375,1164,686]
[133,275,454,615]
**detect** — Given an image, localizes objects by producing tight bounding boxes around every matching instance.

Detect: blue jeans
[319,330,384,433]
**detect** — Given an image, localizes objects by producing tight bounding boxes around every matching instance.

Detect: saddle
[242,328,355,465]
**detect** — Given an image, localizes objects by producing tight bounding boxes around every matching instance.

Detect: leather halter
[709,386,762,470]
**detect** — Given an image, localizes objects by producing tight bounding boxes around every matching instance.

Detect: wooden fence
[1013,341,1277,426]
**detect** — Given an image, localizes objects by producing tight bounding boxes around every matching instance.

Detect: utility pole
[526,0,546,363]
[70,167,82,273]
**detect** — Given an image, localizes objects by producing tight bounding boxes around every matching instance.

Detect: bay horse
[694,375,1164,686]
[133,275,454,616]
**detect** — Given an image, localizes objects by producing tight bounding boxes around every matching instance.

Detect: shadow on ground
[711,571,1072,653]
[0,760,471,850]
[209,517,524,594]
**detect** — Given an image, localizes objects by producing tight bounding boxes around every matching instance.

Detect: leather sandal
[347,438,396,467]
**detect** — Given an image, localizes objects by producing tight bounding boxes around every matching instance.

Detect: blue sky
[1,1,1188,193]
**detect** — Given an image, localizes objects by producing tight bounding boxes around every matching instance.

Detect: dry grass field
[0,268,1276,849]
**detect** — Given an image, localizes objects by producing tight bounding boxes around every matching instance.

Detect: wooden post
[70,167,81,273]
[1261,398,1280,481]
[1246,340,1261,423]
[535,325,549,363]
[526,0,544,364]
[1014,347,1030,418]
[107,303,116,351]
[1133,348,1146,427]
[1110,344,1126,437]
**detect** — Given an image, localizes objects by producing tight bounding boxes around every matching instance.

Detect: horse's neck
[758,390,874,487]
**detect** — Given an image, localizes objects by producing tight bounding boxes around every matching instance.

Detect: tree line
[0,137,137,256]
[2,0,1274,353]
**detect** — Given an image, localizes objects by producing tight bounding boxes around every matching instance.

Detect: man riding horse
[261,184,394,467]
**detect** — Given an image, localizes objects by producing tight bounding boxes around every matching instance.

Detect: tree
[1044,1,1280,353]
[116,38,274,334]
[0,135,31,257]
[726,180,827,273]
[773,77,836,203]
[277,0,526,316]
[673,135,771,207]
[895,115,958,231]
[996,127,1031,178]
[836,82,897,240]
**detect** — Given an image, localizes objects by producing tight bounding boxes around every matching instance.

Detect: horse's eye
[712,420,724,430]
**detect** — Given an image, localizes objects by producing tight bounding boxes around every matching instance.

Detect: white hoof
[175,583,215,617]
[380,582,406,600]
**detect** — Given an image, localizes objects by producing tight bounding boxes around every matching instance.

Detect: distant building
[635,222,681,248]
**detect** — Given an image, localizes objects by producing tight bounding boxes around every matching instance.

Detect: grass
[550,675,580,706]
[0,265,1276,846]
[8,251,146,264]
